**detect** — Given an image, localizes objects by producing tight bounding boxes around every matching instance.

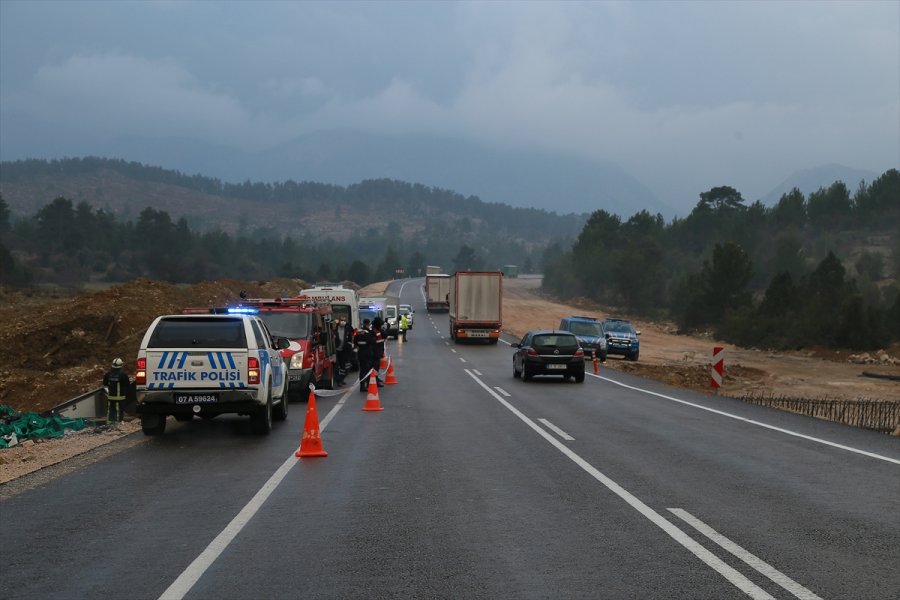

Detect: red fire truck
[184,296,337,401]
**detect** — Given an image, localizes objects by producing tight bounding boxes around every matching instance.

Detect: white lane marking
[464,369,777,600]
[450,348,457,353]
[538,418,575,441]
[498,338,512,346]
[668,509,823,600]
[459,357,467,363]
[472,369,482,376]
[159,392,349,600]
[590,373,900,465]
[494,386,511,397]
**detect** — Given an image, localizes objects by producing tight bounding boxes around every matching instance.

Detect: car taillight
[136,357,146,385]
[248,357,260,384]
[527,348,538,357]
[574,348,584,358]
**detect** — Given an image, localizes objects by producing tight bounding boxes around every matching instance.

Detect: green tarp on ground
[0,405,92,448]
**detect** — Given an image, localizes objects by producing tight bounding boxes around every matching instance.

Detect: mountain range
[0,108,887,219]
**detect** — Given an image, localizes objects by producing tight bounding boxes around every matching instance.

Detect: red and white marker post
[710,346,725,393]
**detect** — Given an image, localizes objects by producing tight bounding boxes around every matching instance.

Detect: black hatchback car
[513,330,585,383]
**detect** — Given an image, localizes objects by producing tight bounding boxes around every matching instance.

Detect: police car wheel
[250,388,273,435]
[273,394,288,422]
[141,413,166,436]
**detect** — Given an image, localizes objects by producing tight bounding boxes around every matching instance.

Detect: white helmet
[112,357,124,368]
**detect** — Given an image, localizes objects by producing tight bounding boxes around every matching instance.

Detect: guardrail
[43,387,107,420]
[43,385,138,421]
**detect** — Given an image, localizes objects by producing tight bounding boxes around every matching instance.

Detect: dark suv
[558,316,607,361]
[512,330,585,383]
[601,317,640,361]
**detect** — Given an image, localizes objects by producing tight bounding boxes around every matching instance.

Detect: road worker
[102,357,130,424]
[400,313,409,341]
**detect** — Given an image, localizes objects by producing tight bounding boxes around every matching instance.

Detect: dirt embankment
[502,277,900,402]
[1,276,898,484]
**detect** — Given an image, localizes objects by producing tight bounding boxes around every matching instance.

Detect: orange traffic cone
[384,358,398,385]
[296,389,328,457]
[362,369,384,411]
[379,353,388,370]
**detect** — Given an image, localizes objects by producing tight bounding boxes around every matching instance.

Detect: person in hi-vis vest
[103,357,131,423]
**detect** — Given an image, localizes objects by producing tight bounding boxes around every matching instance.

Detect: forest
[542,169,900,350]
[1,165,898,352]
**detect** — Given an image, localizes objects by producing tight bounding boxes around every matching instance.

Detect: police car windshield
[386,306,397,319]
[569,322,602,337]
[256,312,312,339]
[605,321,634,334]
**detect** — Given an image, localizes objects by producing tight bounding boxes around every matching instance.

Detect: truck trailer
[425,273,451,312]
[448,271,502,343]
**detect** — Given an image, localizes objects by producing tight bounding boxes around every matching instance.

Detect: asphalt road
[2,278,899,600]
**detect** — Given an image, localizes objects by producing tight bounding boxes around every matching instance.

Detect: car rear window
[533,334,578,348]
[148,317,247,348]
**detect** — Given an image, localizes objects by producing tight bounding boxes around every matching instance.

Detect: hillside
[0,157,587,243]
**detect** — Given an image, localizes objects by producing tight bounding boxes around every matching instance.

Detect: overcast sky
[1,0,898,209]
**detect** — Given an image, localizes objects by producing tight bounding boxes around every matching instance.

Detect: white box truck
[448,271,502,344]
[425,273,451,312]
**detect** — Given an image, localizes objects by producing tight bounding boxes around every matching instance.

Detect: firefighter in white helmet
[102,357,130,424]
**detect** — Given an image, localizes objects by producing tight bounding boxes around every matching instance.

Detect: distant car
[601,317,640,361]
[399,304,414,328]
[512,330,585,383]
[558,316,607,361]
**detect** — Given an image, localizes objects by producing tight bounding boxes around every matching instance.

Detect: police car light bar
[227,307,259,314]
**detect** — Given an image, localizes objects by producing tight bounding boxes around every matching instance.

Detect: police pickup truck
[135,313,289,436]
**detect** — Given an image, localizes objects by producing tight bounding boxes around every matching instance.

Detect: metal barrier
[43,387,107,420]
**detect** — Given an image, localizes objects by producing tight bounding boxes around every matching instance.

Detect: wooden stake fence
[735,395,900,433]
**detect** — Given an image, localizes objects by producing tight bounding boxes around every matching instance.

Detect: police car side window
[258,319,278,349]
[250,320,267,349]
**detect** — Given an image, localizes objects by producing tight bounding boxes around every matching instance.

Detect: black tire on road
[318,366,334,390]
[250,388,273,435]
[522,365,532,382]
[174,414,193,422]
[513,362,520,378]
[574,370,585,383]
[629,350,639,362]
[273,391,288,422]
[141,413,167,436]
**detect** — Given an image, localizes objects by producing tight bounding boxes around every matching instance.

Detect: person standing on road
[331,319,344,386]
[354,319,375,392]
[400,313,409,342]
[371,317,386,387]
[333,318,352,386]
[102,357,130,424]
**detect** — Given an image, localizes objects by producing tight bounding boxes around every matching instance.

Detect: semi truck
[448,271,502,343]
[425,273,451,312]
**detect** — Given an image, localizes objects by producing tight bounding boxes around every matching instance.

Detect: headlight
[289,352,305,369]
